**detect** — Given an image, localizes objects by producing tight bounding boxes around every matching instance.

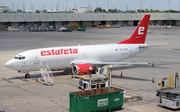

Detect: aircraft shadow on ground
[9,69,72,80]
[9,72,150,82]
[111,64,171,71]
[9,74,41,80]
[111,74,151,81]
[111,64,170,81]
[154,62,180,66]
[157,105,180,111]
[8,64,173,81]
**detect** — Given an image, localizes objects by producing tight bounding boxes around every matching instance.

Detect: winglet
[117,14,150,44]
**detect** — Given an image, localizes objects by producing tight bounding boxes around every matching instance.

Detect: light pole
[66,0,67,12]
[179,0,180,13]
[12,3,14,12]
[58,0,59,12]
[168,0,171,25]
[32,4,34,12]
[134,1,136,12]
[151,4,152,10]
[11,3,13,12]
[140,0,142,12]
[63,5,64,12]
[14,4,15,11]
[44,4,45,11]
[107,1,109,11]
[41,5,43,11]
[168,0,170,13]
[23,2,25,12]
[30,0,32,11]
[126,4,128,12]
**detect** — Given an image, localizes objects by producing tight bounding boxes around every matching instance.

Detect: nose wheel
[25,73,31,78]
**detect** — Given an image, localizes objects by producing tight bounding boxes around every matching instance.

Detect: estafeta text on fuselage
[41,48,78,56]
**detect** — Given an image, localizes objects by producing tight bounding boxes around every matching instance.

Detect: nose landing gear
[18,71,31,78]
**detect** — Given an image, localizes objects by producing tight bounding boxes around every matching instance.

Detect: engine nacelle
[72,64,94,75]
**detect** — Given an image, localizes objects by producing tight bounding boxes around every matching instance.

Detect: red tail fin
[117,14,150,44]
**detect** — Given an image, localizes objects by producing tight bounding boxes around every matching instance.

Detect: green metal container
[77,26,86,31]
[66,27,73,32]
[69,87,124,112]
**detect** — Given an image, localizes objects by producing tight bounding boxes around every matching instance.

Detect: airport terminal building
[0,13,180,30]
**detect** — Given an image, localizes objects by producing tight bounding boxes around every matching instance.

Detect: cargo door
[129,48,132,57]
[33,52,39,64]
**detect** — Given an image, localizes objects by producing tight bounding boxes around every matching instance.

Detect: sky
[0,0,180,11]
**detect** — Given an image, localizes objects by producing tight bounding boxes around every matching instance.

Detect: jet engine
[72,64,94,75]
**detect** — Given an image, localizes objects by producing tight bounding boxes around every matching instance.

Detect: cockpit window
[14,55,25,60]
[14,56,18,59]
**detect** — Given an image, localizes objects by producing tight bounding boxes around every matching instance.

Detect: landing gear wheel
[25,74,31,78]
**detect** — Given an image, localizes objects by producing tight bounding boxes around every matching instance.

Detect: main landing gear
[25,73,31,78]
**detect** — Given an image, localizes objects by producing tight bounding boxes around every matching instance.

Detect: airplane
[5,14,150,78]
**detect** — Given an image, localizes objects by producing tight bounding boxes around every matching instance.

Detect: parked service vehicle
[157,72,180,109]
[157,88,180,109]
[8,26,19,31]
[78,73,109,90]
[59,26,73,32]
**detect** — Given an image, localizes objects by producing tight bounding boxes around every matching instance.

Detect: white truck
[156,72,180,109]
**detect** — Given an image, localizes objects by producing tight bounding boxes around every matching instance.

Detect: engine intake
[72,64,94,75]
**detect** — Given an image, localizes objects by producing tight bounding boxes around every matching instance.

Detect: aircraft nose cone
[5,60,14,69]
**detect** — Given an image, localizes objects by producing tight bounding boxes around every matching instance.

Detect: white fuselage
[6,44,148,72]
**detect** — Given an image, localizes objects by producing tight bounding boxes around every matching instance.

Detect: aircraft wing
[72,61,151,66]
[148,44,170,47]
[91,61,151,65]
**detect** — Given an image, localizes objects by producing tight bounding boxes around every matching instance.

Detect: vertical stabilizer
[117,14,150,44]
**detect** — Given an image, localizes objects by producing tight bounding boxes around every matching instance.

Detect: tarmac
[0,26,180,112]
